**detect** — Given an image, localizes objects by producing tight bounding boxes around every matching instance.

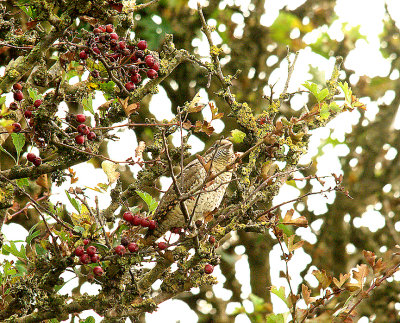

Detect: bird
[144,139,235,243]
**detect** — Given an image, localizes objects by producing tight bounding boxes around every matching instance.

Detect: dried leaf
[282,209,308,227]
[363,250,376,267]
[101,161,120,184]
[188,92,204,113]
[373,258,386,275]
[36,174,48,189]
[333,273,350,288]
[312,269,332,289]
[210,102,223,120]
[182,120,192,130]
[194,120,214,136]
[80,16,99,26]
[352,264,369,289]
[287,235,304,253]
[301,284,316,305]
[135,141,146,160]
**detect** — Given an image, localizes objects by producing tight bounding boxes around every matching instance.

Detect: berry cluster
[74,242,104,276]
[27,152,42,167]
[119,236,139,254]
[77,24,159,92]
[72,114,96,145]
[123,211,157,230]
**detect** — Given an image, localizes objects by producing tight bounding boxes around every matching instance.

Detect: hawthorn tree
[1,0,400,322]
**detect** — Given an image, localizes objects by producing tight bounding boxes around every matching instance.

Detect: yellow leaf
[101,161,120,184]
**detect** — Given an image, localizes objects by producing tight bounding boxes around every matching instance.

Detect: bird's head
[206,139,235,169]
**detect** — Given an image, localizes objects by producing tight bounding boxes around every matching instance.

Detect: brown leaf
[182,120,192,130]
[287,235,304,253]
[333,273,350,288]
[210,102,224,120]
[194,120,214,136]
[282,209,308,227]
[363,250,376,267]
[98,100,114,112]
[301,284,316,305]
[352,264,369,290]
[110,3,123,12]
[373,258,386,275]
[36,174,48,189]
[27,20,38,30]
[135,141,146,160]
[312,269,332,289]
[80,16,99,26]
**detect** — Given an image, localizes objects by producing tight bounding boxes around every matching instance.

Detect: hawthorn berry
[93,266,104,277]
[147,69,158,79]
[114,245,126,256]
[145,55,155,67]
[9,102,18,110]
[74,246,85,257]
[105,24,114,33]
[24,110,32,118]
[158,242,168,250]
[75,135,85,145]
[87,132,96,141]
[14,90,23,101]
[209,236,216,244]
[135,50,144,59]
[137,40,147,50]
[93,28,102,34]
[151,61,160,72]
[13,83,22,91]
[123,211,134,222]
[195,220,203,228]
[131,215,141,226]
[76,114,86,123]
[80,255,90,265]
[131,73,142,84]
[92,47,101,55]
[12,122,21,133]
[148,220,157,230]
[110,33,119,40]
[83,239,90,245]
[91,254,100,263]
[98,25,106,32]
[140,218,150,227]
[204,264,214,274]
[79,51,88,60]
[34,99,42,108]
[129,65,139,74]
[33,157,42,167]
[171,227,182,234]
[125,82,136,91]
[128,242,139,253]
[122,48,131,56]
[27,153,36,162]
[118,41,126,50]
[77,124,90,135]
[86,246,97,256]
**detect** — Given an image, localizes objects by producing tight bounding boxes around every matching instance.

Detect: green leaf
[2,241,27,260]
[74,225,85,234]
[338,81,353,107]
[11,133,25,164]
[0,145,16,164]
[270,285,289,307]
[230,129,246,143]
[16,178,29,188]
[329,101,341,112]
[319,102,330,119]
[82,95,94,115]
[316,88,329,102]
[65,190,81,213]
[249,293,265,306]
[136,190,158,213]
[0,96,6,105]
[82,316,96,323]
[266,313,285,323]
[26,223,41,245]
[27,88,40,102]
[35,244,47,256]
[303,81,329,102]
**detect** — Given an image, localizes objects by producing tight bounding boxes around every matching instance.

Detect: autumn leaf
[312,269,332,289]
[301,284,316,305]
[333,273,350,288]
[118,97,139,116]
[135,141,146,160]
[287,235,304,253]
[182,120,192,130]
[363,250,376,267]
[194,120,214,136]
[210,102,224,120]
[101,161,120,184]
[36,174,48,190]
[352,264,369,290]
[282,209,308,227]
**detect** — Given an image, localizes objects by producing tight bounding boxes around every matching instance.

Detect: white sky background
[2,0,400,322]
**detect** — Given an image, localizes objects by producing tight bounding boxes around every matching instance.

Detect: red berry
[122,48,131,56]
[13,83,22,91]
[118,41,126,50]
[13,90,23,101]
[140,218,150,227]
[27,152,36,162]
[83,239,90,245]
[87,131,96,141]
[12,122,21,132]
[130,73,142,84]
[76,114,86,123]
[137,40,147,50]
[110,33,119,40]
[151,61,160,72]
[123,211,133,222]
[131,215,141,226]
[9,102,18,110]
[93,47,101,55]
[75,135,85,145]
[98,25,106,32]
[209,236,216,244]
[93,28,102,34]
[147,69,158,79]
[110,39,118,48]
[34,99,42,108]
[77,124,90,135]
[33,157,42,167]
[128,242,139,253]
[157,242,168,250]
[86,246,97,256]
[125,82,136,91]
[114,245,126,256]
[171,227,182,234]
[204,264,214,274]
[135,50,144,59]
[91,254,100,263]
[148,220,157,230]
[105,24,114,33]
[24,110,32,118]
[121,236,129,246]
[129,65,139,74]
[80,254,91,264]
[145,55,155,66]
[74,246,85,257]
[93,266,104,276]
[79,51,88,60]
